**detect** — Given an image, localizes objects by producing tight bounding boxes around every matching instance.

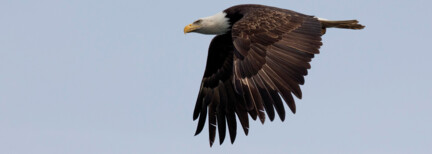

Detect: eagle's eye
[193,19,202,25]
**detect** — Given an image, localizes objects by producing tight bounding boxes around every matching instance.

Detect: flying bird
[184,4,364,146]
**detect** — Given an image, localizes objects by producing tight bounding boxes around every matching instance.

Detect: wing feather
[254,75,276,121]
[208,96,217,146]
[216,82,227,145]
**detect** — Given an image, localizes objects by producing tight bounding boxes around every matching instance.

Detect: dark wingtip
[290,106,296,114]
[194,130,201,136]
[194,122,205,136]
[230,137,236,144]
[259,111,266,124]
[193,112,199,120]
[219,136,225,145]
[269,114,275,122]
[294,90,302,99]
[259,118,265,124]
[280,114,286,121]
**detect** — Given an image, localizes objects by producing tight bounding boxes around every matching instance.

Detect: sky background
[1,0,431,154]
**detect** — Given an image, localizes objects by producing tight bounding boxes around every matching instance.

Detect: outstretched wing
[231,7,323,123]
[193,34,250,146]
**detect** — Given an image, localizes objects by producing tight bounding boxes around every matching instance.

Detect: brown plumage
[188,4,364,146]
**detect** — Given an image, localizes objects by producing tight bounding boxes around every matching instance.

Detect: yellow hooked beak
[184,23,201,34]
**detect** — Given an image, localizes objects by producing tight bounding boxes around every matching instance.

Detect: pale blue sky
[1,0,431,154]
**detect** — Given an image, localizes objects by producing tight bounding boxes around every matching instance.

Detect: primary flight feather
[184,4,364,146]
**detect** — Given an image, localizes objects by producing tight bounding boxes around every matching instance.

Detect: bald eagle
[184,4,364,146]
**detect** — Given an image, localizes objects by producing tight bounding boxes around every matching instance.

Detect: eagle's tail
[318,18,365,34]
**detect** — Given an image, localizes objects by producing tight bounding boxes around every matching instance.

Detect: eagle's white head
[184,12,230,35]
